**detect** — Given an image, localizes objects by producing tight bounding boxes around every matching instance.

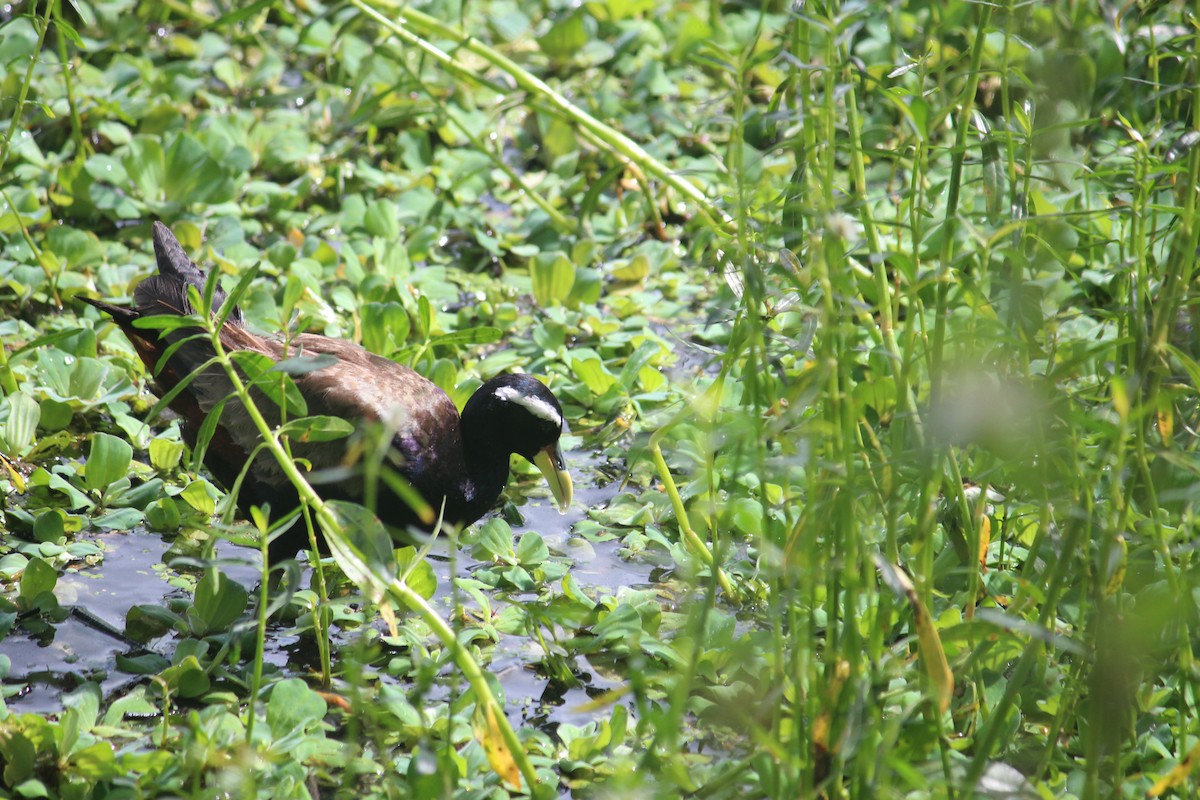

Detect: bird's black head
[464,373,565,457]
[461,373,572,512]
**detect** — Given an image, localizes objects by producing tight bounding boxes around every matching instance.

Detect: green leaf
[364,199,401,240]
[428,327,503,348]
[566,267,602,307]
[126,604,184,642]
[122,136,165,202]
[0,730,36,786]
[538,11,588,60]
[270,353,339,375]
[3,392,40,454]
[69,741,119,780]
[618,340,662,389]
[85,433,132,493]
[515,532,549,566]
[472,518,516,564]
[611,253,650,282]
[730,497,764,537]
[115,652,171,675]
[19,556,57,603]
[32,509,66,543]
[92,507,144,530]
[145,497,183,531]
[234,351,308,417]
[361,301,410,354]
[277,415,354,443]
[321,500,397,604]
[160,655,211,698]
[38,398,72,431]
[62,684,101,732]
[179,479,218,515]
[149,436,184,471]
[394,547,437,600]
[531,252,575,307]
[191,569,248,635]
[267,678,327,738]
[572,357,618,395]
[130,314,201,332]
[590,603,642,645]
[68,357,110,402]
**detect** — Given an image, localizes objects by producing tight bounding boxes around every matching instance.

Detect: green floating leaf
[394,547,437,601]
[515,532,549,566]
[159,655,211,698]
[190,569,248,635]
[19,556,57,603]
[39,398,72,432]
[149,436,184,471]
[69,741,119,780]
[85,432,132,493]
[730,497,764,537]
[472,518,516,564]
[267,678,327,739]
[531,252,575,307]
[179,479,218,515]
[32,509,66,543]
[429,327,503,348]
[322,500,397,603]
[361,301,410,355]
[538,11,588,60]
[115,652,171,675]
[611,253,650,283]
[61,684,101,732]
[572,357,618,395]
[144,497,182,531]
[3,392,40,455]
[126,604,184,642]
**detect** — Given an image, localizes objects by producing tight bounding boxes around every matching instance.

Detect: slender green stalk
[198,315,545,794]
[53,0,85,160]
[0,0,52,179]
[648,438,736,599]
[0,336,17,395]
[244,521,273,747]
[928,1,993,407]
[0,186,60,307]
[349,0,729,232]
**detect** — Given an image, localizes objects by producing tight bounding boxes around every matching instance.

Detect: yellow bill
[532,443,572,513]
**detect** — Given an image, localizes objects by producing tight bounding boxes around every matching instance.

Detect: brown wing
[199,329,468,510]
[285,334,469,502]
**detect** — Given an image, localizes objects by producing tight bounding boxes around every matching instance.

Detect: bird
[81,221,572,564]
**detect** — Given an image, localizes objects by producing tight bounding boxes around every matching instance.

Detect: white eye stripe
[494,385,562,426]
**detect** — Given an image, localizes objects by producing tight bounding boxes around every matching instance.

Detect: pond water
[3,447,640,736]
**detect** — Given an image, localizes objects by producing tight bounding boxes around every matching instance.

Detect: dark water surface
[4,449,637,735]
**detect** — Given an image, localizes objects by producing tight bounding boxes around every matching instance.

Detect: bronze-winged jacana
[82,222,572,563]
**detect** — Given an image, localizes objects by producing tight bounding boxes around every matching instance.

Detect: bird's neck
[458,411,512,520]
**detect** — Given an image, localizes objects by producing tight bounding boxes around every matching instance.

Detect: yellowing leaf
[1111,377,1128,421]
[1157,399,1173,445]
[378,601,399,638]
[1149,738,1200,797]
[0,451,27,493]
[473,701,521,790]
[875,555,953,714]
[1104,536,1127,598]
[611,253,650,282]
[978,516,991,571]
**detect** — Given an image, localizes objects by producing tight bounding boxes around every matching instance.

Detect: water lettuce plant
[1,0,1199,798]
